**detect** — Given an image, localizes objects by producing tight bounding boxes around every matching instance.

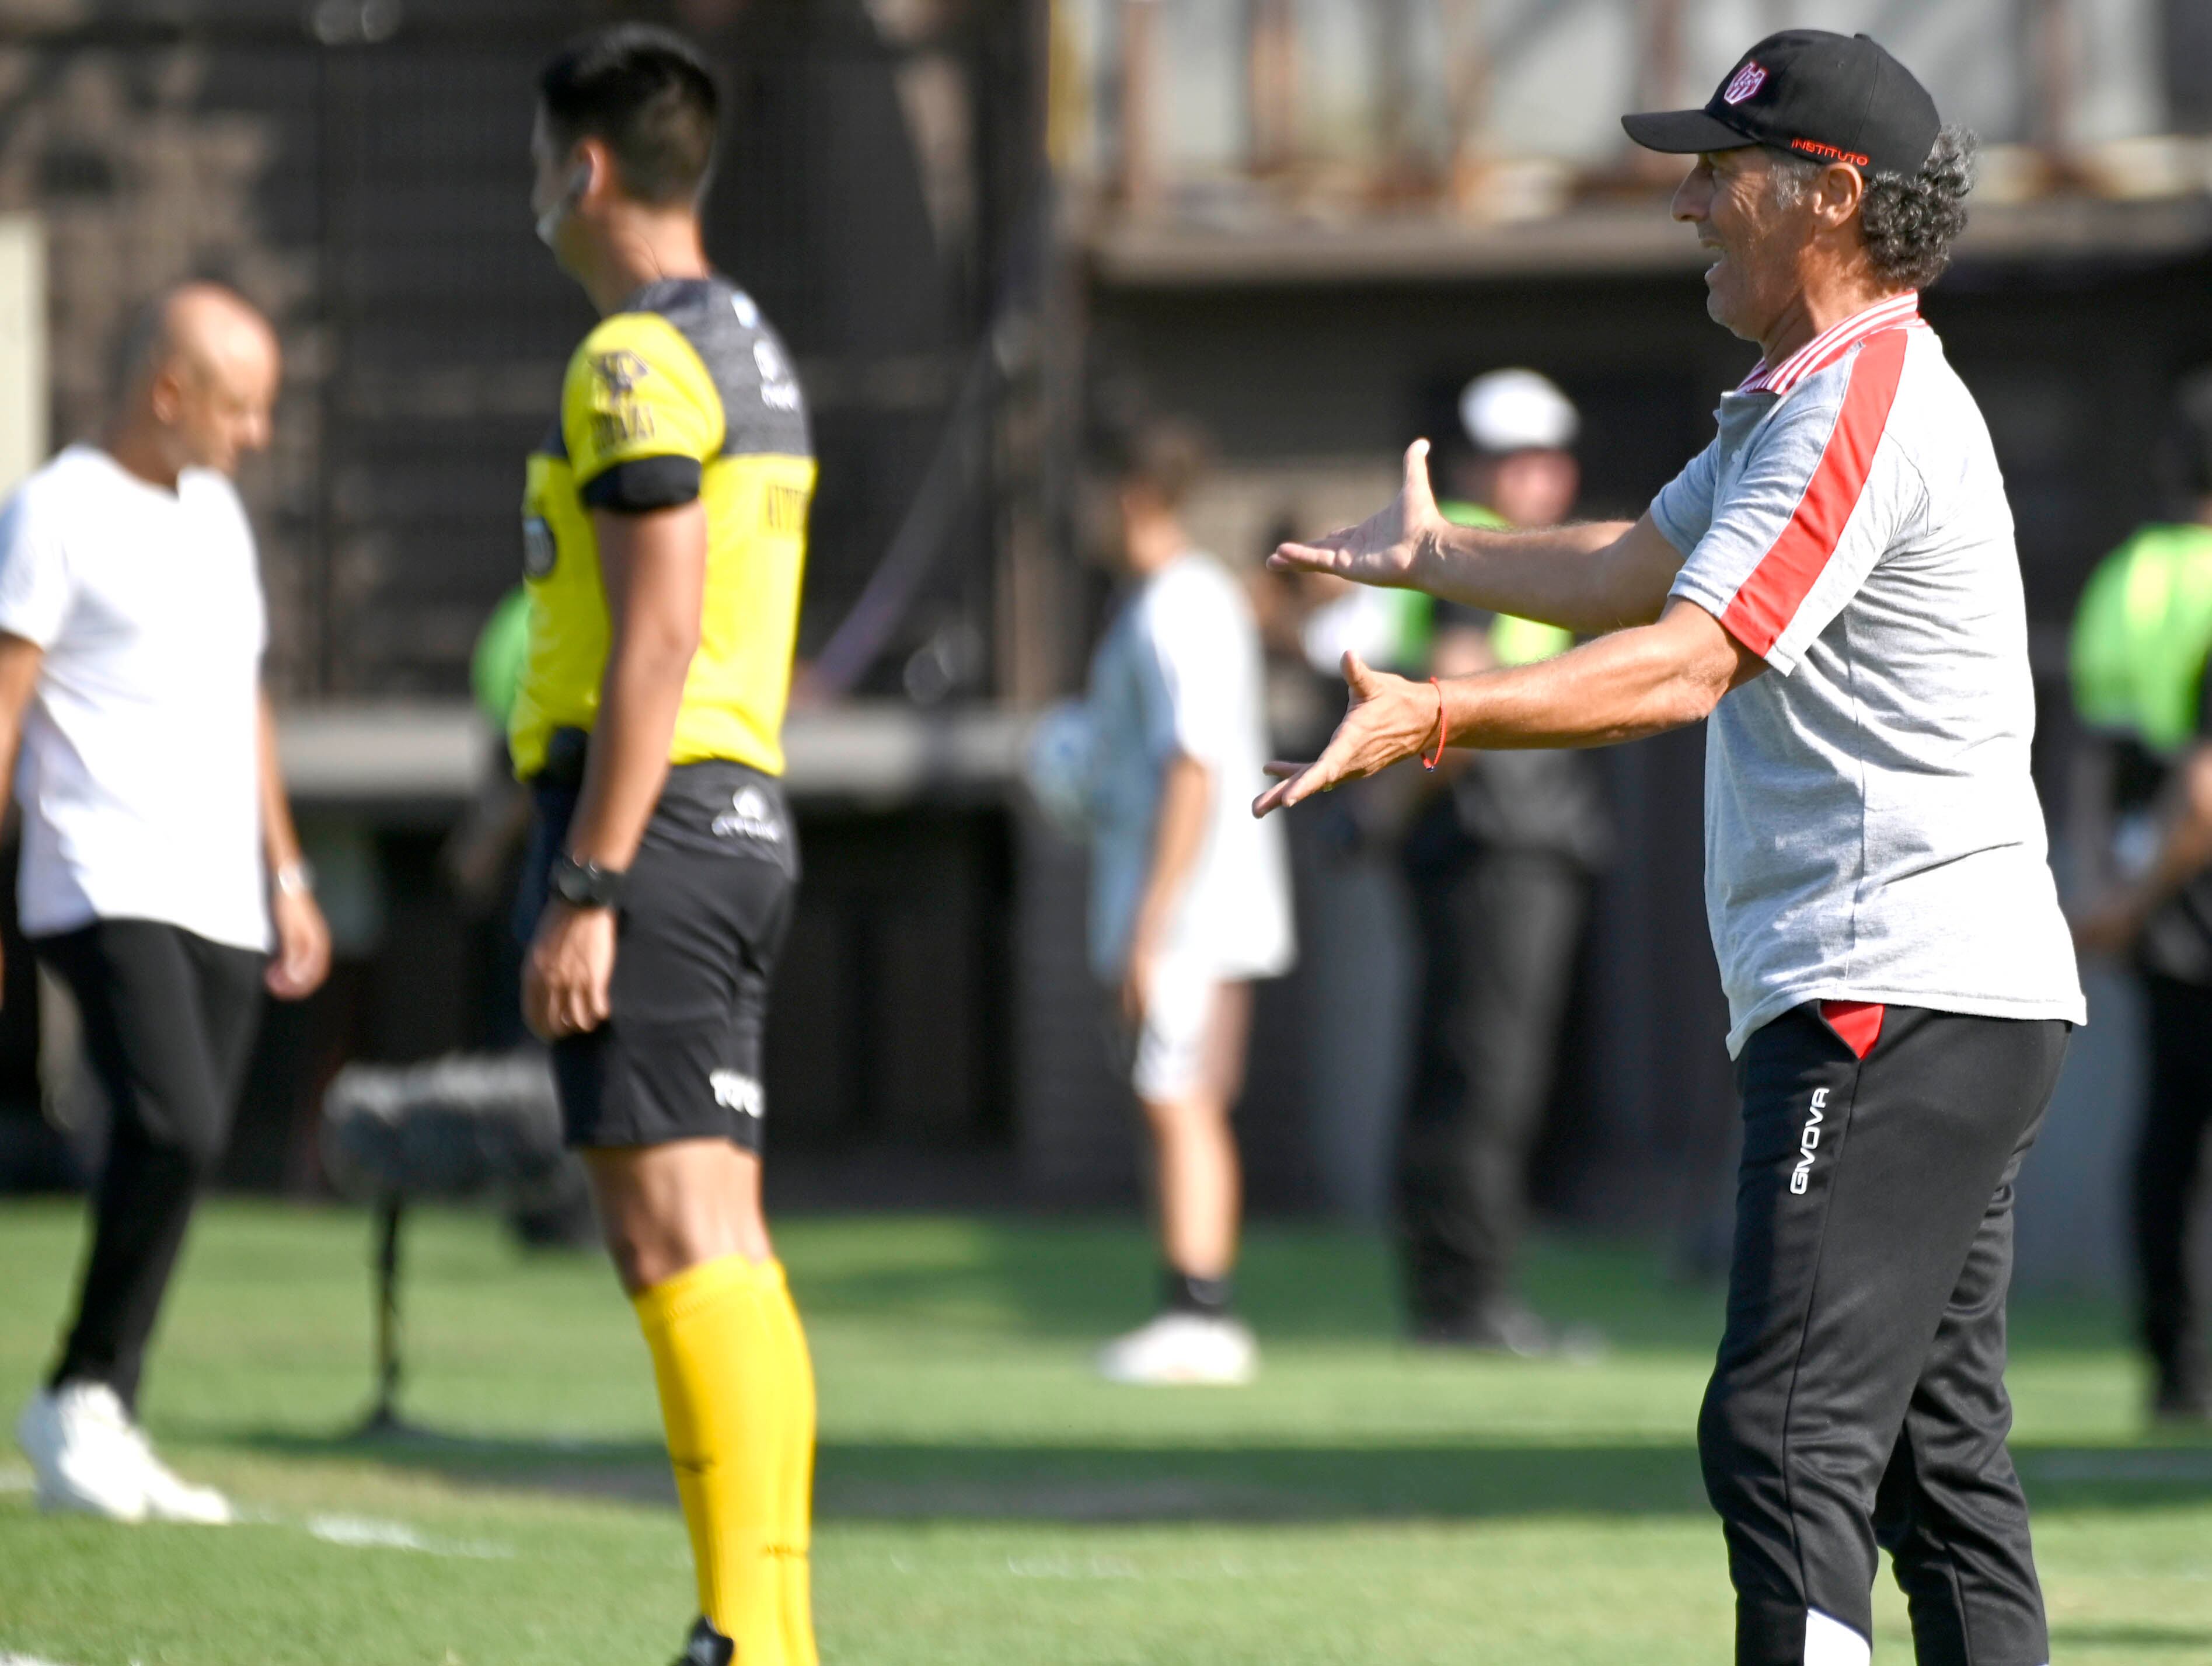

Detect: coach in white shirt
[5,284,330,1525]
[1262,32,2082,1666]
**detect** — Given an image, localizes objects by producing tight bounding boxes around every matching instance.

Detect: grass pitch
[1,1200,2208,1664]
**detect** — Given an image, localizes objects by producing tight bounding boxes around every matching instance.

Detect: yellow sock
[761,1267,819,1666]
[633,1255,800,1662]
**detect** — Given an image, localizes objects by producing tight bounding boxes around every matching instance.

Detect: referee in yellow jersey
[516,28,817,1666]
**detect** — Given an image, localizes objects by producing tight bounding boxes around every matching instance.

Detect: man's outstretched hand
[1254,651,1442,818]
[1269,439,1447,588]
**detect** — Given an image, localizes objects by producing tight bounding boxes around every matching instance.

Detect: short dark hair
[1769,124,1976,292]
[1101,418,1213,511]
[538,25,719,207]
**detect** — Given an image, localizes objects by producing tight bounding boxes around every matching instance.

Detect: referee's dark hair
[539,25,720,207]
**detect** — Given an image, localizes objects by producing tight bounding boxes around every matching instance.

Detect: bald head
[110,284,280,480]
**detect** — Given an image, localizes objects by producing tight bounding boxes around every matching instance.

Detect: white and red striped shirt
[1652,297,2084,1057]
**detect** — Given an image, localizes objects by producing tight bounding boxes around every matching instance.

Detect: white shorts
[1125,958,1234,1103]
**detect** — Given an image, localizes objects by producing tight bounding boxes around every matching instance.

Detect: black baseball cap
[1622,30,1939,179]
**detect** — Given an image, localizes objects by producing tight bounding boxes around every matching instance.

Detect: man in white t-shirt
[5,284,331,1525]
[1084,421,1294,1386]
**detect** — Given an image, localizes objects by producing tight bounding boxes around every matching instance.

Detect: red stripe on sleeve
[1719,330,1910,659]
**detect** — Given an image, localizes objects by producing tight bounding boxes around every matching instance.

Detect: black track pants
[40,918,266,1414]
[1394,847,1587,1324]
[2133,973,2212,1404]
[1702,1003,2068,1666]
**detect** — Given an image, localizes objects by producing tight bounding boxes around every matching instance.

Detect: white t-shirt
[0,444,271,950]
[1084,550,1295,984]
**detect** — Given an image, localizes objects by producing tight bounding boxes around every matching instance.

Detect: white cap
[1459,369,1578,455]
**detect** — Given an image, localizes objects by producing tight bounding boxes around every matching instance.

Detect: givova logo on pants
[1791,1088,1829,1195]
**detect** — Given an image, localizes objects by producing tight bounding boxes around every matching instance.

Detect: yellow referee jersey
[510,277,816,781]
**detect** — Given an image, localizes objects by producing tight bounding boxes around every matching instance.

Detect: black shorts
[519,754,798,1153]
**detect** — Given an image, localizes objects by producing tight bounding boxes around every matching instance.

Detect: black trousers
[2134,972,2212,1404]
[39,918,265,1414]
[1703,1003,2068,1666]
[1394,845,1587,1325]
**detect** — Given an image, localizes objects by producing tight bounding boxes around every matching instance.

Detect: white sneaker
[1096,1313,1259,1386]
[120,1420,232,1525]
[15,1382,148,1521]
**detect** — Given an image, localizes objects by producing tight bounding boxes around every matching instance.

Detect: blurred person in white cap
[8,283,332,1524]
[1393,368,1611,1353]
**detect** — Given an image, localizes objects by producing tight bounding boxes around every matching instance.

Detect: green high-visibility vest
[2070,523,2212,755]
[470,585,534,729]
[1436,499,1576,668]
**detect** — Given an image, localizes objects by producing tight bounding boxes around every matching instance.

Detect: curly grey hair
[1767,125,1977,291]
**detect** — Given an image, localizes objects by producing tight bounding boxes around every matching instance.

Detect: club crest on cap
[1722,62,1767,105]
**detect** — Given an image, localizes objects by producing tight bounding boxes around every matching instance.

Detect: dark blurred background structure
[0,0,2204,1290]
[0,0,1053,1206]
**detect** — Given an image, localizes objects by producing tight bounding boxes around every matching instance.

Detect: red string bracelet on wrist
[1420,676,1448,771]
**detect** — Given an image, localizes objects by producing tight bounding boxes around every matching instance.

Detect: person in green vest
[1395,369,1613,1352]
[2069,372,2212,1423]
[470,583,534,735]
[444,584,538,918]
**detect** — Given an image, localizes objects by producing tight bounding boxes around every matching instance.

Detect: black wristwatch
[548,854,627,910]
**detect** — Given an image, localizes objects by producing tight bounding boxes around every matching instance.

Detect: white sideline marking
[2,1652,81,1665]
[1007,1555,1139,1580]
[304,1514,512,1560]
[6,1466,509,1561]
[1004,1554,1249,1581]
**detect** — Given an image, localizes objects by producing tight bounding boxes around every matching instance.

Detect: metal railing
[1059,0,2212,223]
